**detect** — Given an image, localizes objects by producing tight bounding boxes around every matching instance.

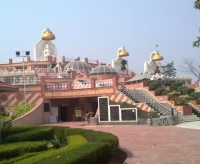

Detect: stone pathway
[48,121,200,164]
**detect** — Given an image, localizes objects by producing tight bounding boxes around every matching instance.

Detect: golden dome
[42,28,55,40]
[118,47,129,57]
[152,53,163,61]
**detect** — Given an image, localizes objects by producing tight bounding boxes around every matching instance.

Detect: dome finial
[42,28,55,40]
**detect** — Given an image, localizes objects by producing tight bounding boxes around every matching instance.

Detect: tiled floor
[47,121,200,164]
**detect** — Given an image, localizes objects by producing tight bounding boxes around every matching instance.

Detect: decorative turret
[42,28,55,41]
[152,52,163,61]
[118,47,129,57]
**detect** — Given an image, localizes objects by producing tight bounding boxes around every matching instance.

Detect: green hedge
[197,97,200,104]
[182,88,195,95]
[36,142,112,164]
[149,82,161,90]
[66,128,119,153]
[190,92,200,100]
[155,88,165,95]
[1,126,36,143]
[0,141,47,160]
[167,92,181,100]
[4,127,54,143]
[14,135,88,164]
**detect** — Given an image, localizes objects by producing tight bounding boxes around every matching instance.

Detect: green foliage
[170,82,183,90]
[175,95,191,105]
[155,88,165,96]
[149,82,161,90]
[143,80,154,86]
[12,104,35,120]
[35,142,112,164]
[177,86,188,94]
[197,97,200,104]
[182,87,195,95]
[165,80,176,86]
[162,90,173,95]
[161,61,177,77]
[190,92,200,100]
[44,133,67,149]
[0,105,8,119]
[13,135,88,164]
[5,127,54,143]
[0,141,47,160]
[167,92,181,100]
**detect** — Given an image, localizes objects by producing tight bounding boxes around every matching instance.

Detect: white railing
[34,57,48,61]
[35,68,54,73]
[65,57,76,61]
[45,83,67,90]
[12,58,27,63]
[0,69,35,76]
[0,77,5,82]
[117,70,127,75]
[9,77,41,85]
[88,59,97,64]
[71,80,91,89]
[95,79,113,88]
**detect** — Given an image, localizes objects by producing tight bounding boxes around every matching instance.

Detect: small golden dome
[42,28,55,40]
[152,53,163,61]
[118,47,129,57]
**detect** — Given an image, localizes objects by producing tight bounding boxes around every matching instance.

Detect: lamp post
[16,51,30,107]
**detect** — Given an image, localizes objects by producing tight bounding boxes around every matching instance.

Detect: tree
[193,0,200,47]
[161,61,176,77]
[180,58,200,78]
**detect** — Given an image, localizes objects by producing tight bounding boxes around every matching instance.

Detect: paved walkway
[48,121,200,164]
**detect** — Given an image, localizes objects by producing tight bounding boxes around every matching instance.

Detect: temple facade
[0,28,198,125]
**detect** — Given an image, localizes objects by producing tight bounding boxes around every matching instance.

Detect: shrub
[155,88,165,95]
[13,135,88,164]
[165,80,176,86]
[182,88,195,95]
[162,90,173,95]
[149,82,161,90]
[177,86,187,94]
[143,80,154,86]
[175,95,191,105]
[0,141,47,160]
[197,97,200,104]
[170,82,183,90]
[167,92,181,100]
[13,104,35,120]
[5,127,54,143]
[190,92,200,100]
[35,142,112,164]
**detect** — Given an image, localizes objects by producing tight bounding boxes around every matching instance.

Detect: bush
[171,82,183,90]
[167,92,181,100]
[190,92,200,100]
[162,90,173,95]
[149,82,161,90]
[1,126,36,143]
[165,80,176,86]
[36,142,112,164]
[182,88,195,95]
[13,135,89,164]
[13,104,35,120]
[177,86,188,94]
[5,127,54,143]
[197,97,200,104]
[143,80,154,86]
[0,141,47,160]
[175,95,191,105]
[155,88,165,95]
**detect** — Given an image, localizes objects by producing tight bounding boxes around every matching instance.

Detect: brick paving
[48,122,200,164]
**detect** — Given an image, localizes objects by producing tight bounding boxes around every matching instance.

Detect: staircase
[135,88,200,123]
[116,81,173,116]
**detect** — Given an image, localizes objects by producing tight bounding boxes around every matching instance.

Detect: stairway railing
[116,81,174,116]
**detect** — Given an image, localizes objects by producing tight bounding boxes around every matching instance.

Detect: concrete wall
[12,98,50,125]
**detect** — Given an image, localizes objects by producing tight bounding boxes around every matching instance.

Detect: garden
[0,125,119,164]
[143,80,200,106]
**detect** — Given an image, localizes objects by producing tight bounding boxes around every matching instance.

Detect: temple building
[0,28,199,125]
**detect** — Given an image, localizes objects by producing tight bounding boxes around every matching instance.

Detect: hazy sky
[0,0,199,81]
